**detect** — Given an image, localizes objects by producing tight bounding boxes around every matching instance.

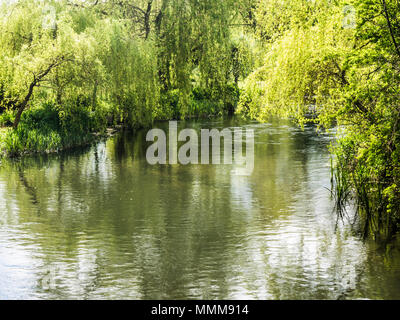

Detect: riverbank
[0,125,121,160]
[0,97,232,159]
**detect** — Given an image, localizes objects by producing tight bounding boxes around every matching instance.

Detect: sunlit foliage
[238,0,400,239]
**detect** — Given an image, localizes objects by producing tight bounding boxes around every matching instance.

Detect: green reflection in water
[0,117,400,299]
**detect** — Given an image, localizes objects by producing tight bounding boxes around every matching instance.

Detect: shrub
[0,108,15,127]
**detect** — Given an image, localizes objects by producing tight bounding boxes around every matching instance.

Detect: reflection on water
[0,117,400,300]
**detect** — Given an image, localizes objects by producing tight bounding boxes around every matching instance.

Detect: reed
[331,148,399,242]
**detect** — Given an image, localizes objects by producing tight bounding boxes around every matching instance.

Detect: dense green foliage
[238,0,400,240]
[0,0,256,154]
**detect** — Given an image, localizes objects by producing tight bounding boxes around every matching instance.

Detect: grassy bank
[0,127,10,158]
[0,87,237,159]
[0,103,106,158]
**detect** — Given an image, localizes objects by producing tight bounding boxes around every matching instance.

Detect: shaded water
[0,117,400,300]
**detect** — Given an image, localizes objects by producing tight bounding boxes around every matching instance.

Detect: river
[0,117,399,299]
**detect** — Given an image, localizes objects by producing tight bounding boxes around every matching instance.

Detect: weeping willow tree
[0,0,257,133]
[61,0,257,119]
[0,0,69,128]
[149,0,259,118]
[94,19,160,128]
[237,0,354,125]
[238,0,400,240]
[155,1,230,113]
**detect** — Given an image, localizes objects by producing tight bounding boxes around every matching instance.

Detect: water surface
[1,117,400,299]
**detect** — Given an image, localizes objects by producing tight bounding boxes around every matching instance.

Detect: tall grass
[329,157,353,225]
[330,149,399,242]
[0,102,107,157]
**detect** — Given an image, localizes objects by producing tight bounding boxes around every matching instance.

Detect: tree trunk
[13,80,36,129]
[13,106,25,130]
[382,0,400,59]
[144,1,153,39]
[12,56,66,129]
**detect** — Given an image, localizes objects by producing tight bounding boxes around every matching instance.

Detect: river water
[0,117,399,300]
